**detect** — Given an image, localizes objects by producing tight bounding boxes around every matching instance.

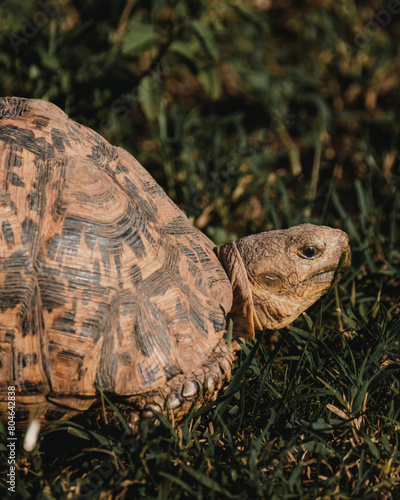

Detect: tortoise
[0,97,351,430]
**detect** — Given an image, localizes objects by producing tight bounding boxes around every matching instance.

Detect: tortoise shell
[0,97,232,423]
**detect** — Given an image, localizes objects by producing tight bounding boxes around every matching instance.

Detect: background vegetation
[0,0,399,498]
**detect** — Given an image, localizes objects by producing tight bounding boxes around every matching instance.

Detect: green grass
[1,0,400,498]
[1,214,399,499]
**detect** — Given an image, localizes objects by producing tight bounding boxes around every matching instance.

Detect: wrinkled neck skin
[216,241,260,339]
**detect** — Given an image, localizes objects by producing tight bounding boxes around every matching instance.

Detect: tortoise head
[216,224,351,338]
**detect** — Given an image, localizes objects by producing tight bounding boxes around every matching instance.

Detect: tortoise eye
[298,245,321,259]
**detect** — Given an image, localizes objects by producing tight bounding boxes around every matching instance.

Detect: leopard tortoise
[0,97,351,430]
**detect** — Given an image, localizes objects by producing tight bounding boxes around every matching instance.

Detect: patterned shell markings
[0,97,232,409]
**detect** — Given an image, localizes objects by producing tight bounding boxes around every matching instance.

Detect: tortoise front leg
[87,339,238,431]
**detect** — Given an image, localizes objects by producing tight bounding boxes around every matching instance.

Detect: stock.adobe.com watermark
[180,109,296,217]
[349,0,400,54]
[5,387,17,493]
[7,0,59,55]
[77,424,157,499]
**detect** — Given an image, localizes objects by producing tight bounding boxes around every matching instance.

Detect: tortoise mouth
[308,268,336,285]
[307,248,351,286]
